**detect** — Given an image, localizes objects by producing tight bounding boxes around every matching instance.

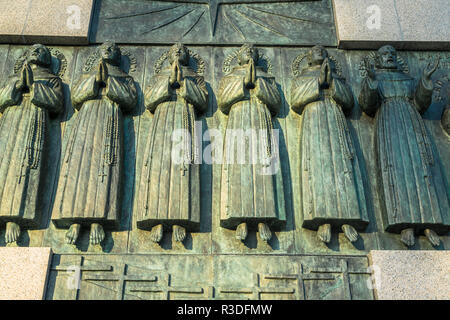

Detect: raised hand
[423,56,440,81]
[364,58,376,81]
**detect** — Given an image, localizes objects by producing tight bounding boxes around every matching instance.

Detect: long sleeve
[217,75,248,115]
[180,77,208,114]
[144,75,173,114]
[414,76,433,114]
[0,78,21,113]
[254,77,281,117]
[290,77,320,115]
[331,77,354,115]
[106,76,138,114]
[31,77,64,116]
[358,77,379,117]
[71,74,98,110]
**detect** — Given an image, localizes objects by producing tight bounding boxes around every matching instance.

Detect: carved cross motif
[305,259,372,300]
[129,274,211,300]
[264,264,335,300]
[83,264,159,300]
[216,260,368,300]
[51,256,114,300]
[218,273,295,299]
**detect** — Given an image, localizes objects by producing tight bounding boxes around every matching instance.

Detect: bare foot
[342,224,359,242]
[65,223,81,245]
[173,225,186,243]
[235,222,248,241]
[5,222,20,244]
[150,224,163,243]
[258,223,272,241]
[400,228,415,247]
[424,229,440,247]
[317,224,331,243]
[90,223,105,245]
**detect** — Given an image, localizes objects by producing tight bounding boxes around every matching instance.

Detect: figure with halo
[0,44,64,244]
[137,43,208,243]
[291,45,368,244]
[52,41,138,246]
[218,43,285,242]
[359,45,449,247]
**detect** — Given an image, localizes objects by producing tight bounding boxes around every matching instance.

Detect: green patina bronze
[0,0,448,300]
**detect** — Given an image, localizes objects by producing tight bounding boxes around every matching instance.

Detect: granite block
[0,0,94,45]
[0,247,52,300]
[368,250,450,300]
[0,0,30,43]
[332,0,450,50]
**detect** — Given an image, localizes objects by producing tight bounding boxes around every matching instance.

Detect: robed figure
[52,42,138,245]
[218,44,285,242]
[291,46,368,243]
[359,45,449,247]
[137,43,208,243]
[0,44,64,243]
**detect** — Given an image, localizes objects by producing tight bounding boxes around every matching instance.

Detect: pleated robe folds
[218,66,286,230]
[137,67,208,231]
[359,70,450,234]
[0,69,63,228]
[52,71,137,229]
[291,67,369,231]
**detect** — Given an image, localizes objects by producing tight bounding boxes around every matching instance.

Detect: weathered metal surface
[45,253,374,300]
[90,0,336,46]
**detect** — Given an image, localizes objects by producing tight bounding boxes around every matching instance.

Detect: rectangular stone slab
[0,247,53,300]
[0,0,95,45]
[368,250,450,300]
[332,0,450,50]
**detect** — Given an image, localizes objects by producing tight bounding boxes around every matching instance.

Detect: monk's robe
[52,68,137,229]
[359,69,449,234]
[218,66,286,230]
[291,65,369,231]
[137,66,208,231]
[0,68,63,228]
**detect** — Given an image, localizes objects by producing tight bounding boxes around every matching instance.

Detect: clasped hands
[96,60,109,87]
[244,59,257,90]
[169,61,184,90]
[319,58,333,88]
